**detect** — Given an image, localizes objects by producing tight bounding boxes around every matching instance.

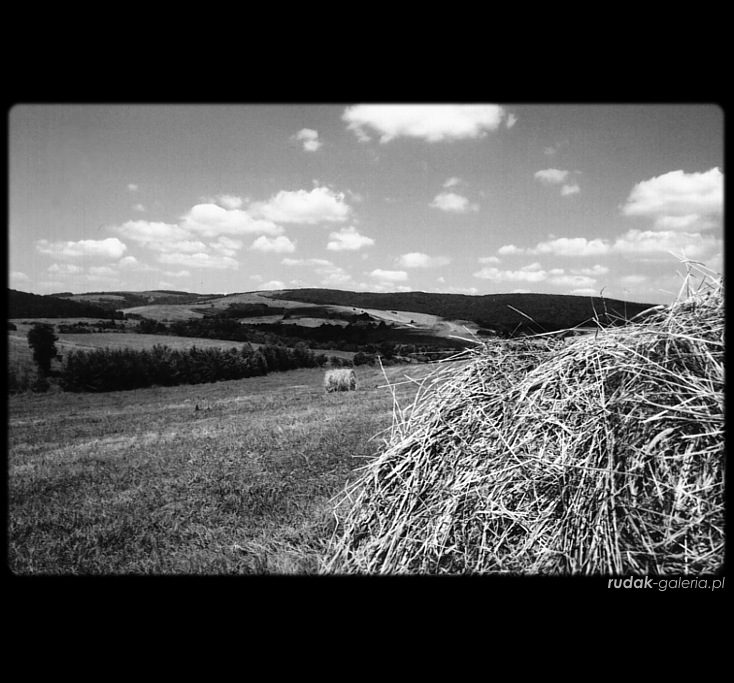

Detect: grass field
[7,361,447,574]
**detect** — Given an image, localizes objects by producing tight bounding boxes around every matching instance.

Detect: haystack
[324,368,358,392]
[325,267,724,575]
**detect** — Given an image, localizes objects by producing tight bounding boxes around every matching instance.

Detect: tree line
[19,323,353,393]
[59,342,350,392]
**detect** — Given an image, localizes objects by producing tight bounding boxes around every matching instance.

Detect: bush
[27,324,60,377]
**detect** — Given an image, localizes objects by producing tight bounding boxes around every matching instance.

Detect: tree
[27,324,61,376]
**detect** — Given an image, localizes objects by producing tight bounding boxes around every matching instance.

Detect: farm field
[8,324,357,368]
[7,361,449,574]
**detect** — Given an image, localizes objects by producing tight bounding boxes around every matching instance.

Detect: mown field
[7,361,447,574]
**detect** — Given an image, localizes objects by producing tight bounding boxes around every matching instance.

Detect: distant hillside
[8,289,118,319]
[267,289,657,333]
[50,290,225,310]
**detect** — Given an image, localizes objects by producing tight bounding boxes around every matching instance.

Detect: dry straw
[325,262,724,575]
[324,368,358,392]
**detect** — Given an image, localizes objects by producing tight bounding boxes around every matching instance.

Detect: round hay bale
[324,368,357,392]
[325,272,724,575]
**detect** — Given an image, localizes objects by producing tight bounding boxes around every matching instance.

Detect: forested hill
[269,289,657,330]
[8,289,117,319]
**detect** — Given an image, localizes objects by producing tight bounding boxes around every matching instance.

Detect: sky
[8,103,724,306]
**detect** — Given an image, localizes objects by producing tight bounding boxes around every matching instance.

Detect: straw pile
[325,267,724,575]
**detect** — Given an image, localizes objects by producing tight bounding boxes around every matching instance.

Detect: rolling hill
[10,287,658,343]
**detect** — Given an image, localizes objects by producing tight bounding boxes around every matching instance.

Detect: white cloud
[443,177,462,188]
[473,264,548,283]
[532,237,611,257]
[534,169,569,184]
[259,280,285,290]
[397,252,450,268]
[473,262,602,291]
[216,194,244,209]
[498,244,524,255]
[163,269,191,278]
[249,235,296,254]
[249,186,351,224]
[210,236,243,257]
[133,203,146,212]
[479,255,501,264]
[282,257,333,267]
[89,266,116,278]
[181,203,283,237]
[619,274,649,286]
[115,221,191,246]
[370,269,408,282]
[36,237,127,260]
[127,183,138,192]
[430,192,478,213]
[48,263,83,274]
[10,271,29,283]
[291,128,322,152]
[573,264,609,276]
[535,169,581,196]
[158,252,239,269]
[621,167,723,232]
[343,104,508,143]
[506,113,517,129]
[327,226,375,251]
[611,229,720,261]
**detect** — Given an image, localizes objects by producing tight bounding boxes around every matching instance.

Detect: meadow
[7,360,442,574]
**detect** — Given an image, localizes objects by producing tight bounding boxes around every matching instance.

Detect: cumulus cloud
[497,244,524,255]
[343,104,508,143]
[506,113,517,128]
[473,263,548,283]
[532,237,611,257]
[10,271,29,283]
[535,169,581,196]
[326,226,375,251]
[473,262,602,291]
[291,128,322,152]
[478,255,501,264]
[282,257,333,267]
[534,169,569,184]
[443,177,462,188]
[88,266,116,278]
[430,192,478,213]
[621,167,723,231]
[215,194,244,209]
[127,183,138,192]
[48,263,83,274]
[249,186,351,224]
[181,204,283,237]
[116,220,192,246]
[249,235,296,254]
[611,229,720,261]
[258,280,286,290]
[36,237,127,260]
[397,252,450,268]
[133,203,146,212]
[158,252,239,269]
[370,269,408,282]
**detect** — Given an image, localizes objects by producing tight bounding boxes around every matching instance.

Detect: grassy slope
[8,362,445,574]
